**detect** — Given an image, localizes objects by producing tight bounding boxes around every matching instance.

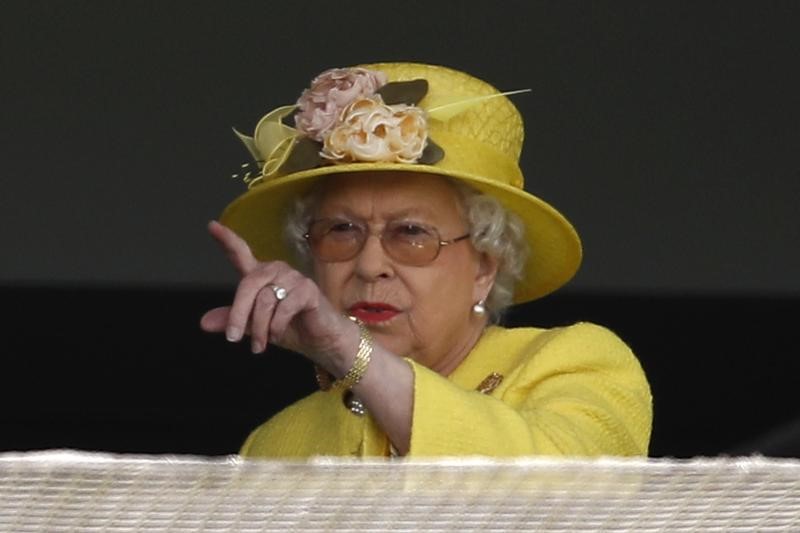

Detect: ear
[473,252,499,302]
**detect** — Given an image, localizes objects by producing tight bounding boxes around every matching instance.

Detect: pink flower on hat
[294,67,388,142]
[322,96,428,163]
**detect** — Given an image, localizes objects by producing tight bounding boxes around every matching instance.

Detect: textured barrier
[1,450,799,532]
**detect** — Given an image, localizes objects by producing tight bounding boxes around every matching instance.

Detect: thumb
[200,306,232,333]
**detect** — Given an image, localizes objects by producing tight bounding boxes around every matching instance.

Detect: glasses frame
[303,218,471,266]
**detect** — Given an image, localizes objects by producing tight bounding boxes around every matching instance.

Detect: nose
[353,232,393,280]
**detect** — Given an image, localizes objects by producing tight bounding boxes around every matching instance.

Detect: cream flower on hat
[322,96,428,163]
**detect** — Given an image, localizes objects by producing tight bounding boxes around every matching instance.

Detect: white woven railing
[1,450,799,532]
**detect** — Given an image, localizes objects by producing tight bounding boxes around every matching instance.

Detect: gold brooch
[476,372,504,394]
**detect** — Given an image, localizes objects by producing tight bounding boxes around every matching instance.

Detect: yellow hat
[220,62,582,302]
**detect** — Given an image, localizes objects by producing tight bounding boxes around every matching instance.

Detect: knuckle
[299,277,317,292]
[292,271,311,287]
[271,260,291,273]
[238,274,263,294]
[255,287,276,306]
[239,268,277,293]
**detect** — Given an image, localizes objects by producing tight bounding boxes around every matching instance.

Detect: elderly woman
[201,63,652,457]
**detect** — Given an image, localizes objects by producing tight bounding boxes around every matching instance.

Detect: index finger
[208,220,259,276]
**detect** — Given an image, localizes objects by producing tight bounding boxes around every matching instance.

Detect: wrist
[332,316,362,375]
[333,317,372,389]
[315,316,372,391]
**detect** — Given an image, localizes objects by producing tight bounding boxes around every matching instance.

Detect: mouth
[347,302,400,324]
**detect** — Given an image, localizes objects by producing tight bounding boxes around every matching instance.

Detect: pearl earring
[472,300,486,315]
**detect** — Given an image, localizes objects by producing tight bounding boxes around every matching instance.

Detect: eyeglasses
[304,218,470,266]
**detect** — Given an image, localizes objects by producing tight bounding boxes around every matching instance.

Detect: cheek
[392,257,477,364]
[405,255,478,326]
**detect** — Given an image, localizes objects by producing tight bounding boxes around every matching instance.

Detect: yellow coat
[240,322,653,458]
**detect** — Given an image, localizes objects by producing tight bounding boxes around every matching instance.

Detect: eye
[399,224,430,236]
[309,219,363,241]
[328,221,358,234]
[323,221,362,243]
[390,222,436,241]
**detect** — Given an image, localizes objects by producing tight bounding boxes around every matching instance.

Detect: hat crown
[360,63,525,163]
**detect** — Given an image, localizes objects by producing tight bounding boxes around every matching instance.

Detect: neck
[430,317,489,376]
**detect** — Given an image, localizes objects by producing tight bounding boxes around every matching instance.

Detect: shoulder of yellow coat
[506,321,641,372]
[444,322,640,392]
[480,322,649,401]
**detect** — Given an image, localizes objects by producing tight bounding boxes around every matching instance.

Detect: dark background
[2,1,799,457]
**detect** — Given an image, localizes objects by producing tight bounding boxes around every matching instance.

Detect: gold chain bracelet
[315,316,373,391]
[332,317,373,390]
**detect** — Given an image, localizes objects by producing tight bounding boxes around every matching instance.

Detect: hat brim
[220,162,581,303]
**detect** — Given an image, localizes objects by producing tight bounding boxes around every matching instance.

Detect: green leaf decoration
[278,136,324,175]
[426,89,532,122]
[376,79,429,106]
[253,105,298,163]
[232,128,262,163]
[418,138,444,165]
[280,109,297,127]
[261,135,298,179]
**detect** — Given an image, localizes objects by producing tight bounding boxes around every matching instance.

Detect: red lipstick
[348,302,400,324]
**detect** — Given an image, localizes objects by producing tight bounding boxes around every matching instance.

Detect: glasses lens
[384,221,439,265]
[308,219,363,262]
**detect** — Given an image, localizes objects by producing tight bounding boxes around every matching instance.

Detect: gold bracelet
[331,317,373,390]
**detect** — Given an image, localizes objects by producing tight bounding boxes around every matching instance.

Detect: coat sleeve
[407,322,652,457]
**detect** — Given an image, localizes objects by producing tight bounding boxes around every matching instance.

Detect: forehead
[314,172,465,222]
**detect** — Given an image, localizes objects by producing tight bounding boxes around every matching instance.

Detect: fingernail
[226,326,242,342]
[251,340,263,354]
